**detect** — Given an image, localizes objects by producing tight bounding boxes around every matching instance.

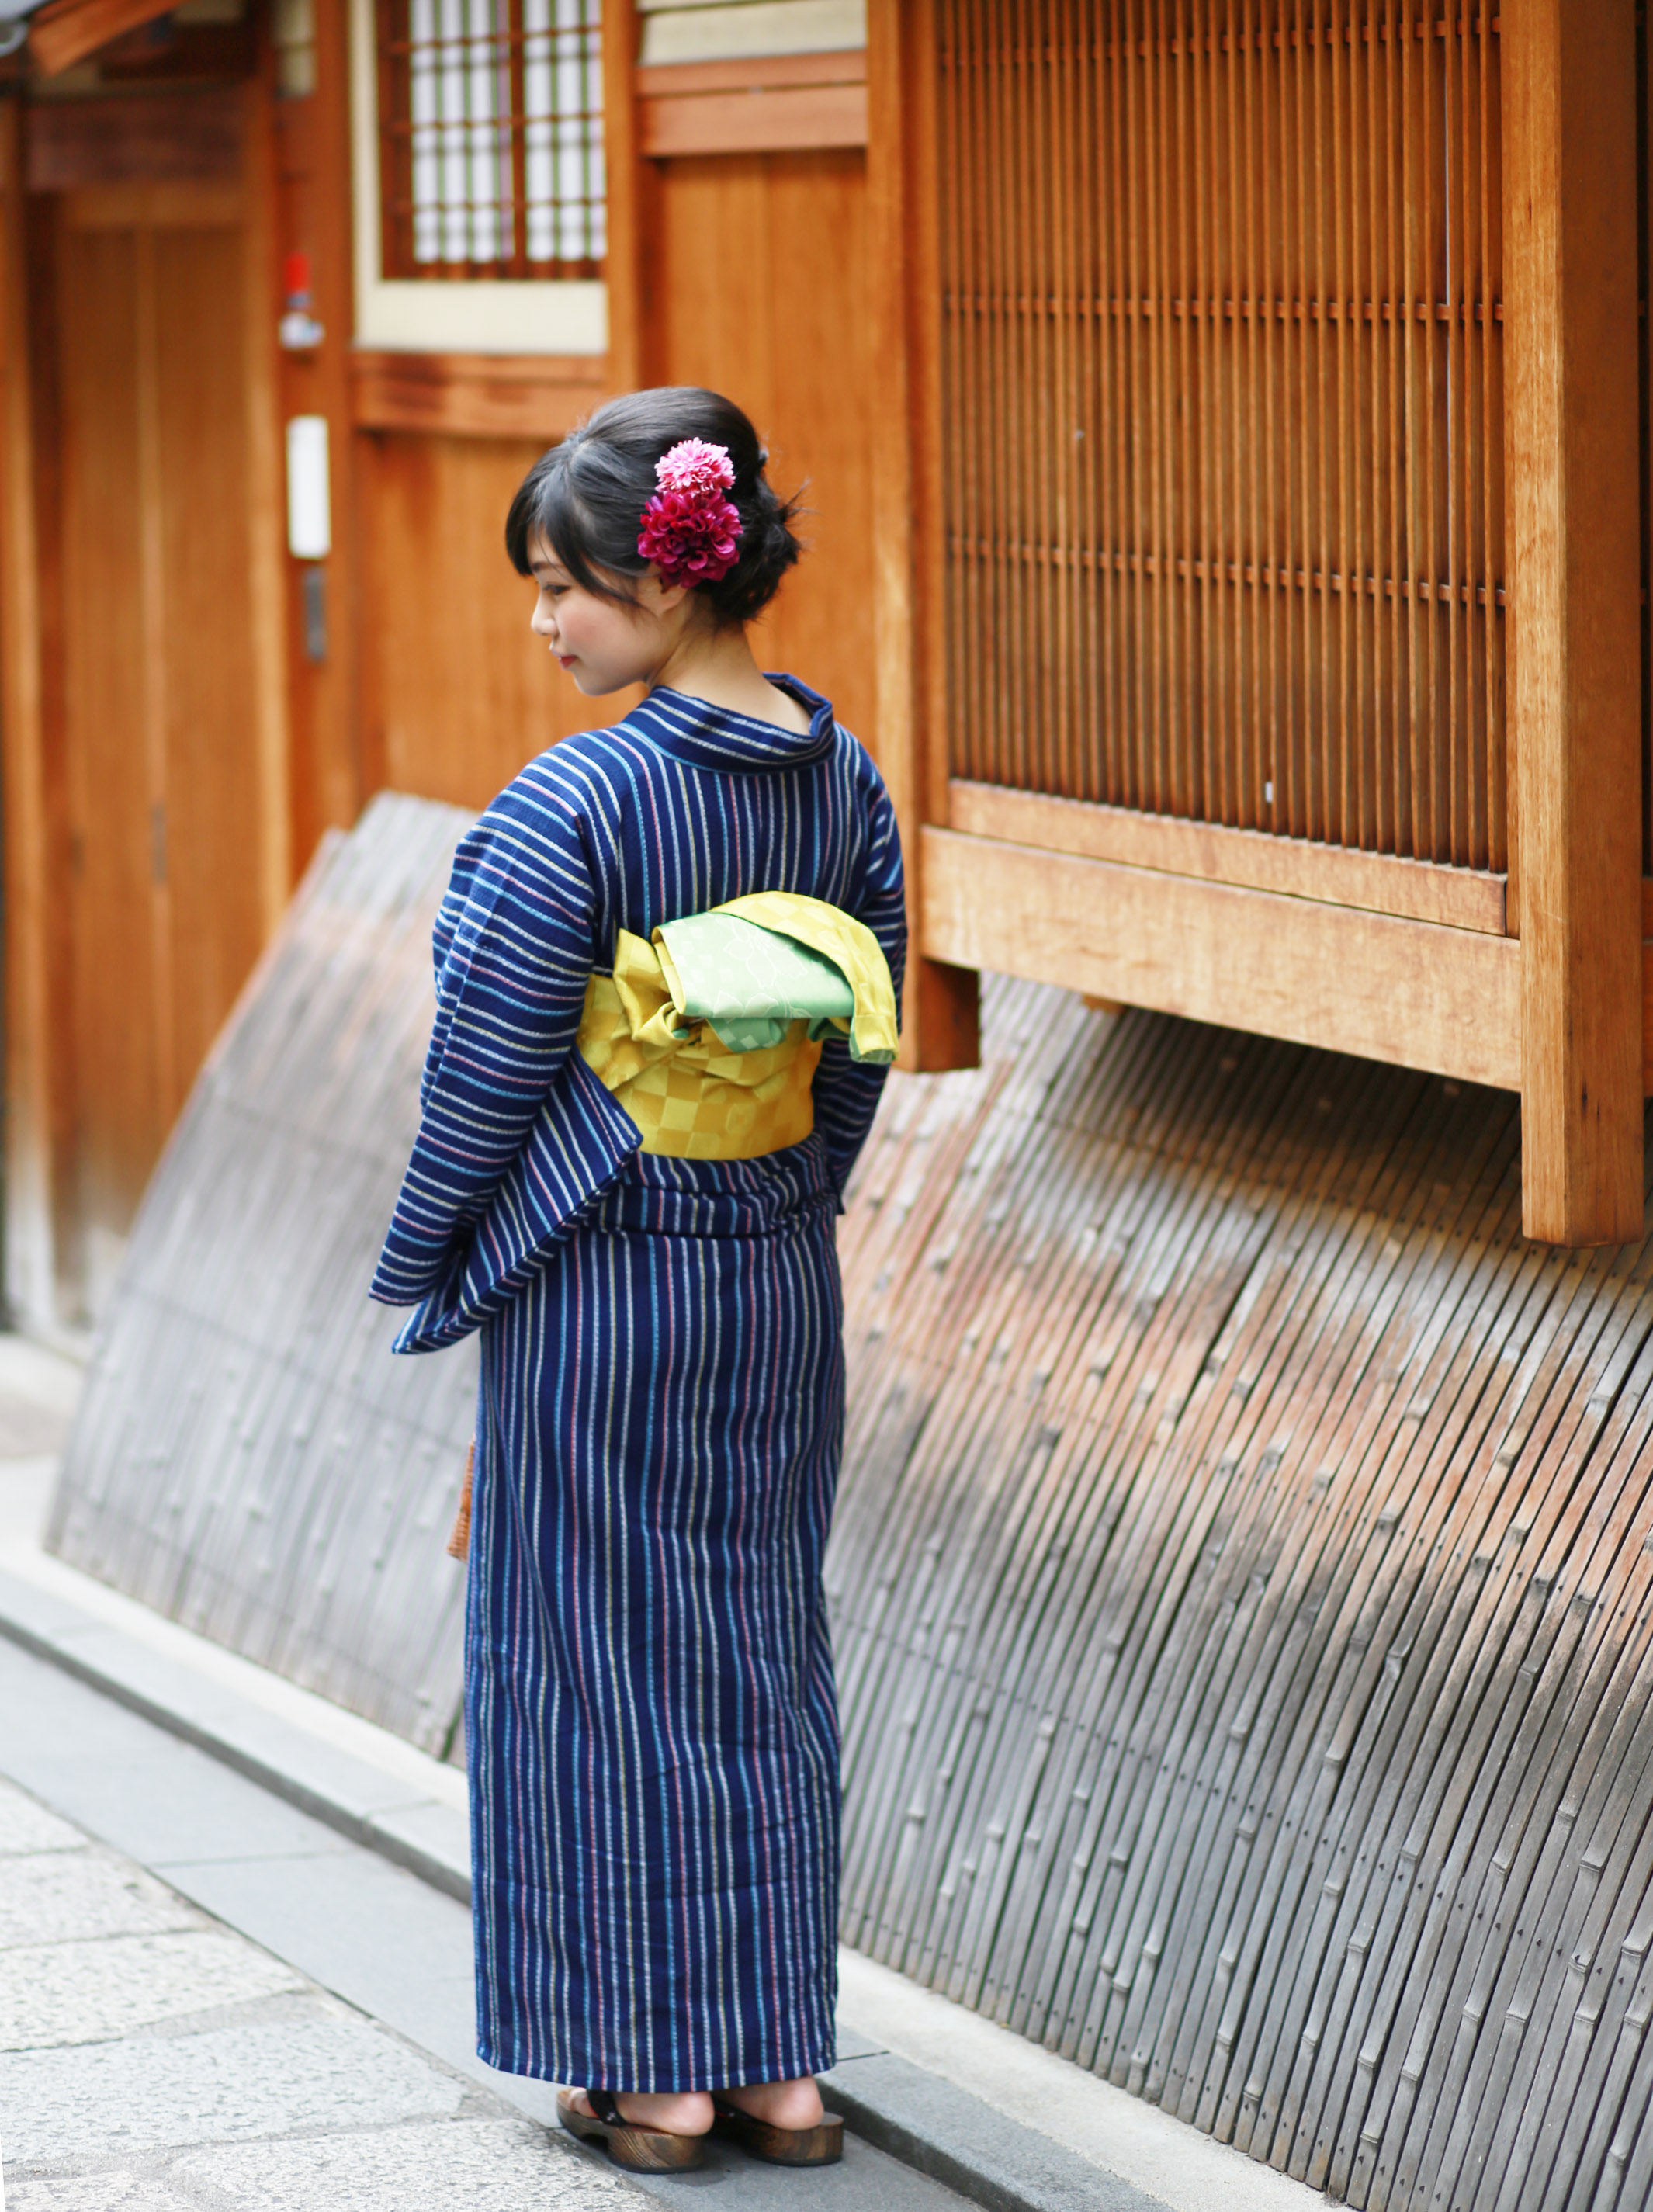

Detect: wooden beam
[923,830,1523,1094]
[279,0,364,859]
[0,109,61,1325]
[639,83,868,158]
[866,0,976,1072]
[350,351,609,441]
[950,784,1509,936]
[29,0,175,76]
[1506,0,1644,1243]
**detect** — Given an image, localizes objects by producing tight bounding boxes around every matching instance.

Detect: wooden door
[54,181,275,1304]
[650,149,875,748]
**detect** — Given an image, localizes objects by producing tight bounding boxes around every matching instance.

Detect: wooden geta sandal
[557,2086,705,2172]
[710,2092,844,2166]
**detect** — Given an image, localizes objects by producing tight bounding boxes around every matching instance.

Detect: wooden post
[601,0,645,394]
[244,71,293,945]
[0,104,64,1326]
[292,0,363,851]
[1506,0,1644,1245]
[866,0,977,1072]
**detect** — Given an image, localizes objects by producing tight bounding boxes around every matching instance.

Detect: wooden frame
[863,0,1650,1242]
[636,52,868,158]
[924,829,1523,1094]
[1505,0,1644,1241]
[599,0,643,392]
[866,0,976,1073]
[373,0,603,282]
[350,349,608,439]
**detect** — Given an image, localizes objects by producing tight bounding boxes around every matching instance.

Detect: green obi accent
[653,894,898,1065]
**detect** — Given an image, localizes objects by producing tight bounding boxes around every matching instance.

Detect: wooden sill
[923,825,1523,1093]
[639,49,868,156]
[351,351,609,441]
[948,781,1509,935]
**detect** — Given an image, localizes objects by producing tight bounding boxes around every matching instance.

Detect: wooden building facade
[0,0,1648,1329]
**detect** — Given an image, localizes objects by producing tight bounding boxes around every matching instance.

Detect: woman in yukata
[372,387,906,2175]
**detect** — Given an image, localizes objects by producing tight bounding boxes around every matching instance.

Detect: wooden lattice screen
[937,2,1505,872]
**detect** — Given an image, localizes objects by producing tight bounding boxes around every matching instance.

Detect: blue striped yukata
[372,678,905,2093]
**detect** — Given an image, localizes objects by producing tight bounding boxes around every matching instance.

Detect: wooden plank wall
[645,144,875,744]
[47,794,476,1754]
[355,431,605,805]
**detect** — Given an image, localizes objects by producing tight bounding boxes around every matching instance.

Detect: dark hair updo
[505,386,803,626]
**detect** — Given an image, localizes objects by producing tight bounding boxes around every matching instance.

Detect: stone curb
[821,2051,1166,2212]
[0,1564,473,1903]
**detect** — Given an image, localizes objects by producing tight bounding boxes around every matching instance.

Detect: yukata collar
[622,676,837,774]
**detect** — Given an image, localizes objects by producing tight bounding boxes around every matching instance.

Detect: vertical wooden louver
[937,2,1505,872]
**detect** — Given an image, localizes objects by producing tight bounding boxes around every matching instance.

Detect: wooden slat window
[938,2,1505,870]
[377,0,604,279]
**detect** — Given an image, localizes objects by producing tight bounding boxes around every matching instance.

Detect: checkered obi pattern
[575,892,899,1162]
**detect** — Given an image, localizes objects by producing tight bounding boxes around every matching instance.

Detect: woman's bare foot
[567,2088,714,2136]
[719,2075,824,2129]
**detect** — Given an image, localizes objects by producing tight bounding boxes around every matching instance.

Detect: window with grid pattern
[376,0,604,279]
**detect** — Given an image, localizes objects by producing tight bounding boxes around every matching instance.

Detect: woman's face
[525,530,684,695]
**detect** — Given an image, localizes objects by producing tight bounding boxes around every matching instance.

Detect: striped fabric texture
[372,680,903,1353]
[373,680,906,2091]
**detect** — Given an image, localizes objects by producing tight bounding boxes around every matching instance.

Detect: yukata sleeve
[369,785,611,1318]
[813,770,907,1197]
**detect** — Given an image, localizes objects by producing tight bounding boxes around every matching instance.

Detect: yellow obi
[576,893,898,1162]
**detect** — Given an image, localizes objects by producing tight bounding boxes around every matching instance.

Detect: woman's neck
[646,619,811,734]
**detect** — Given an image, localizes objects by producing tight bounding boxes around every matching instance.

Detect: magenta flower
[638,439,743,588]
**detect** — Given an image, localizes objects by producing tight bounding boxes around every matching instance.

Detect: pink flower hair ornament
[637,439,744,588]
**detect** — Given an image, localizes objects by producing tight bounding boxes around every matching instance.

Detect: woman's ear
[634,567,692,620]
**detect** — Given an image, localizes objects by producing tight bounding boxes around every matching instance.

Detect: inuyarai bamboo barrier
[48,794,479,1757]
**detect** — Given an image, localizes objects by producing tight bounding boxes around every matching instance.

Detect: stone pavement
[0,1773,638,2210]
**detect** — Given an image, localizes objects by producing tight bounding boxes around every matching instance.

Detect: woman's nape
[525,528,811,735]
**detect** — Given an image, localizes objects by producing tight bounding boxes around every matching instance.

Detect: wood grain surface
[1503,0,1644,1245]
[949,781,1509,935]
[649,145,876,747]
[922,827,1523,1090]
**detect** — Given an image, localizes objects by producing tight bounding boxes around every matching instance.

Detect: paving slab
[2,2009,467,2162]
[165,2117,643,2210]
[0,1926,304,2048]
[0,1849,202,1950]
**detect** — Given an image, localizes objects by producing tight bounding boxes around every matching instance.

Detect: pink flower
[637,439,743,587]
[654,438,736,498]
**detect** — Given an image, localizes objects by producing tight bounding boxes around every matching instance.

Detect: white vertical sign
[286,415,331,560]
